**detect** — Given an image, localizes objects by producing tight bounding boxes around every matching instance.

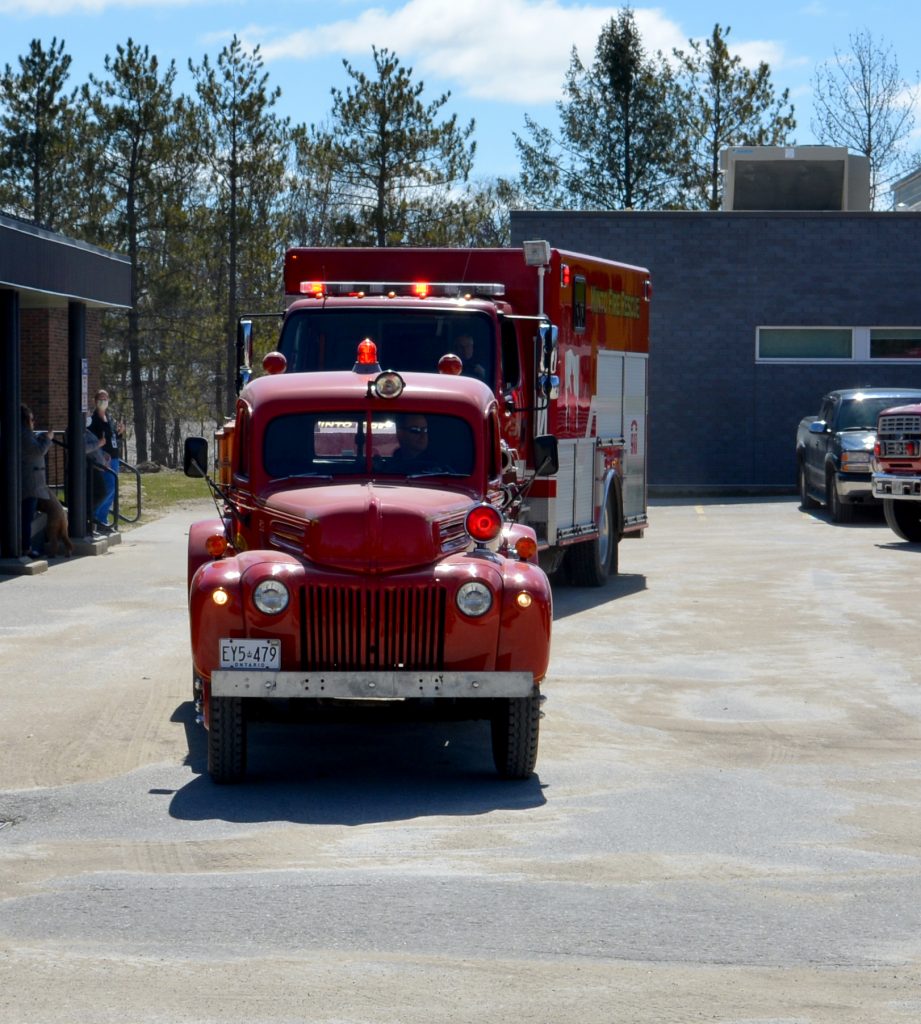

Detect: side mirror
[532,434,559,477]
[538,322,559,375]
[235,319,254,394]
[184,436,209,478]
[808,420,828,435]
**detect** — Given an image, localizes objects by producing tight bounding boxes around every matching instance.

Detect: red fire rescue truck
[871,401,921,541]
[246,240,651,583]
[185,352,556,783]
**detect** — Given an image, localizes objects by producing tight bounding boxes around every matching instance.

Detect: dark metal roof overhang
[0,213,131,309]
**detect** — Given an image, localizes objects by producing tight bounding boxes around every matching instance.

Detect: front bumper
[835,472,874,502]
[211,669,535,699]
[872,472,921,500]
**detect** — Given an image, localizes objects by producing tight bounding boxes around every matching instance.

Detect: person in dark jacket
[19,404,53,559]
[88,388,124,532]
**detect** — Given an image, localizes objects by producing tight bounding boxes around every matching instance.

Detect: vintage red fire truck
[263,240,650,582]
[871,401,921,541]
[185,353,556,783]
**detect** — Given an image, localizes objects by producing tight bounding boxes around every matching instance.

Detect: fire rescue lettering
[589,287,641,320]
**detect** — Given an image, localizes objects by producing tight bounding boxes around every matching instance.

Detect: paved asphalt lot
[0,496,920,1023]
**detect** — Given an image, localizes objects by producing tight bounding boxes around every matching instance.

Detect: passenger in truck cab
[453,333,486,381]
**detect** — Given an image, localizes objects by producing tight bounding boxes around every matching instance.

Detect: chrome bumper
[834,473,873,501]
[211,670,536,699]
[872,473,921,500]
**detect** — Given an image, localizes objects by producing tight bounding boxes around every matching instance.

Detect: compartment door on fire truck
[623,353,647,525]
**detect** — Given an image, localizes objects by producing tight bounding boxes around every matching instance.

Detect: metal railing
[44,433,143,534]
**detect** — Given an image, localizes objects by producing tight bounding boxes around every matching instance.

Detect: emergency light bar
[296,280,506,299]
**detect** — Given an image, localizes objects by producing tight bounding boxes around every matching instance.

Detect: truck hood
[263,482,472,573]
[838,431,875,452]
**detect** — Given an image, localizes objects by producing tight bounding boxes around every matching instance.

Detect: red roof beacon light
[300,280,325,297]
[262,351,287,375]
[466,504,503,544]
[412,282,430,298]
[353,338,382,375]
[438,353,463,375]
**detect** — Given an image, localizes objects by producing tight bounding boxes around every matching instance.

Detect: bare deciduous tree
[811,30,919,208]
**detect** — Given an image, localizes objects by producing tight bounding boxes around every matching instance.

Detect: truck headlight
[253,578,290,615]
[841,451,871,472]
[456,581,492,617]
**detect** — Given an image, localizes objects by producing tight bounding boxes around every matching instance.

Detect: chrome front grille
[301,583,446,671]
[878,414,921,437]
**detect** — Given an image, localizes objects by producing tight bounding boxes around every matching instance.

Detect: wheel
[490,692,541,780]
[883,499,921,542]
[208,695,247,783]
[567,489,619,586]
[827,470,854,523]
[798,461,819,509]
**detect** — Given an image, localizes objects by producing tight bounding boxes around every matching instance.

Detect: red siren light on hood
[353,338,381,375]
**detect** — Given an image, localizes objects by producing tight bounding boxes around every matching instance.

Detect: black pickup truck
[796,388,921,522]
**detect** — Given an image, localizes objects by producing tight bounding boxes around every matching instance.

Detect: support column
[0,289,21,557]
[67,301,88,538]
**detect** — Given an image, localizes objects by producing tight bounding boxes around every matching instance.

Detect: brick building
[1,214,130,563]
[511,210,921,492]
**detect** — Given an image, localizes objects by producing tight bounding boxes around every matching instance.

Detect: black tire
[490,692,541,780]
[798,461,819,509]
[208,695,247,784]
[827,470,854,523]
[567,490,619,586]
[883,498,921,542]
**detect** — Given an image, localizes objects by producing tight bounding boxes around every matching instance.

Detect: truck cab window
[500,317,521,389]
[262,411,475,481]
[279,309,496,389]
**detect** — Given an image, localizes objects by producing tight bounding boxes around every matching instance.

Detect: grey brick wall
[511,210,921,491]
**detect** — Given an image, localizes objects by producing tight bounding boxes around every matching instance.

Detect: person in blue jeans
[88,389,125,533]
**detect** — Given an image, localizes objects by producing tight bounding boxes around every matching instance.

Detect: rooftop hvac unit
[720,146,870,212]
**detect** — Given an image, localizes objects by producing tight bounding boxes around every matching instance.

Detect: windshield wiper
[270,472,334,483]
[406,468,468,479]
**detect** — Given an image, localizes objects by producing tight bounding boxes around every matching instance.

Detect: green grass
[117,468,213,530]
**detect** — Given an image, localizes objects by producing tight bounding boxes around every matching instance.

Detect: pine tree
[306,46,475,245]
[675,25,796,210]
[515,11,685,210]
[190,36,290,416]
[0,37,82,229]
[82,39,189,464]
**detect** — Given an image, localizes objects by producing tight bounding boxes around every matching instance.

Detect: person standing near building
[88,389,124,532]
[19,404,53,558]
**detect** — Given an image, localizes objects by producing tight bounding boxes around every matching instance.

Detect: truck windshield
[278,309,495,388]
[838,397,913,431]
[263,411,475,481]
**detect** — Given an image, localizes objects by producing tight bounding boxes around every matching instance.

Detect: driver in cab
[390,414,430,469]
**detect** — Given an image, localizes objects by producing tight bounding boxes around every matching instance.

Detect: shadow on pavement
[552,571,647,620]
[168,700,546,826]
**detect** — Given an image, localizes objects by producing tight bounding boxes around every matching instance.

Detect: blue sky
[1,0,919,181]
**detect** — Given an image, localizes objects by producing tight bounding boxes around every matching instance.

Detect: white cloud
[246,0,688,104]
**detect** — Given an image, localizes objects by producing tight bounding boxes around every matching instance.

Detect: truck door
[805,394,837,491]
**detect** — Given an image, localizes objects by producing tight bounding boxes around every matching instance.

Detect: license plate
[219,638,281,670]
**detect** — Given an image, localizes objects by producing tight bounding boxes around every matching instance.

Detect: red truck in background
[252,240,651,585]
[871,401,921,541]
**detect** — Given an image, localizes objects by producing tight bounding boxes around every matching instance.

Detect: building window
[758,327,852,359]
[870,329,921,359]
[758,326,921,361]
